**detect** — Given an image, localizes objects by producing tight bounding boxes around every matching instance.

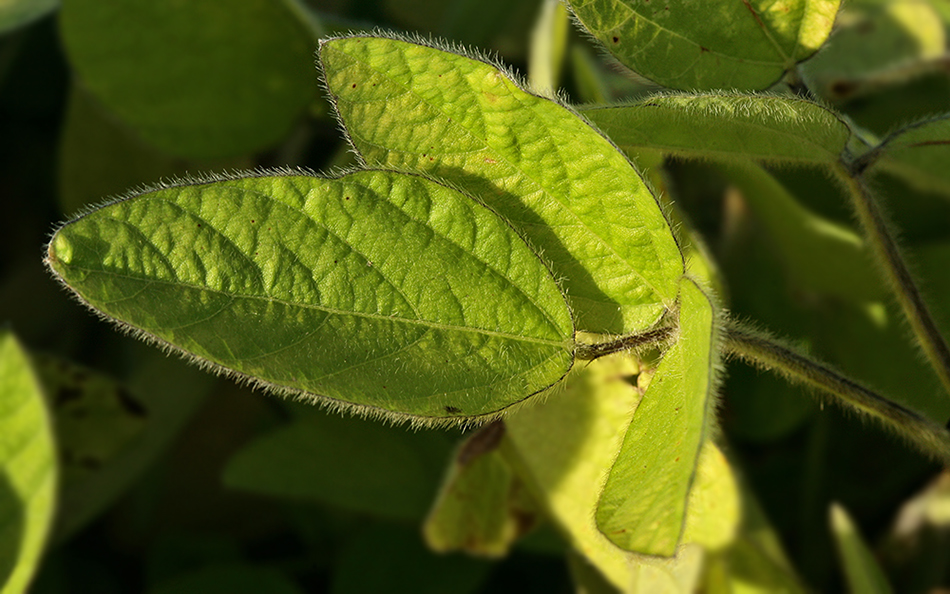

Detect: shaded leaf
[424,422,537,556]
[58,84,250,215]
[0,330,57,594]
[802,0,946,101]
[717,162,883,302]
[630,544,704,594]
[528,0,570,97]
[596,277,720,556]
[383,0,541,60]
[0,0,57,35]
[503,351,643,590]
[59,0,317,158]
[53,346,212,542]
[31,353,146,487]
[580,94,850,166]
[565,0,840,90]
[830,503,894,594]
[680,442,740,552]
[703,473,806,593]
[872,114,950,198]
[223,411,453,521]
[47,170,574,421]
[320,35,683,336]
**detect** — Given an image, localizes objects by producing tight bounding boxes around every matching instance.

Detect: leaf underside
[875,115,950,198]
[596,276,719,556]
[320,35,683,336]
[47,170,574,421]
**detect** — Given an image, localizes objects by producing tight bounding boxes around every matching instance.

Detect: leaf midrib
[74,265,569,348]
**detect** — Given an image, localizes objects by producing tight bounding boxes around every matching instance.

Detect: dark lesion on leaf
[444,405,462,414]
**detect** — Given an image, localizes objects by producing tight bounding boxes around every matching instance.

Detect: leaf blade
[320,35,684,336]
[59,0,316,158]
[47,171,574,421]
[595,277,720,556]
[0,330,57,594]
[565,0,840,90]
[873,114,950,198]
[580,94,851,166]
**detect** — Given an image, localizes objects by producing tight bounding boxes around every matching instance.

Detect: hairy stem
[723,320,950,465]
[833,162,950,399]
[574,326,674,360]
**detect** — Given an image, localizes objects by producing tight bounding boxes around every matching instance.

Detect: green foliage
[319,35,683,336]
[830,503,894,594]
[595,278,719,556]
[565,0,840,90]
[47,171,574,421]
[3,0,950,592]
[58,0,317,158]
[0,0,57,35]
[0,331,57,594]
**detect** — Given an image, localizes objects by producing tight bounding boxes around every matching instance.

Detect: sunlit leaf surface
[565,0,840,90]
[47,170,574,421]
[321,35,683,336]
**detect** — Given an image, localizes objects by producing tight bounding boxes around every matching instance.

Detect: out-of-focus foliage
[2,0,950,592]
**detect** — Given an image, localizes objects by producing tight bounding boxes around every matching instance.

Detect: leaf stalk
[723,320,950,465]
[833,162,950,399]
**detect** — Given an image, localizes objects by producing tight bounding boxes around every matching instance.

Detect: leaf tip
[46,231,73,267]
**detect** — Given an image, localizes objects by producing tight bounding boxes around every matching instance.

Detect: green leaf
[596,277,720,556]
[0,0,57,35]
[630,544,704,594]
[382,0,540,60]
[872,115,950,198]
[58,84,250,215]
[801,0,947,101]
[146,565,305,594]
[580,94,851,166]
[503,351,643,590]
[716,162,883,302]
[528,0,570,97]
[829,503,894,594]
[0,330,57,594]
[47,170,574,421]
[424,422,535,557]
[223,410,452,521]
[59,0,317,158]
[680,442,740,552]
[53,346,212,542]
[31,353,147,487]
[320,35,683,336]
[564,0,840,90]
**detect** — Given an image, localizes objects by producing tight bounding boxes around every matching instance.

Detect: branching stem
[833,162,950,399]
[723,320,950,465]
